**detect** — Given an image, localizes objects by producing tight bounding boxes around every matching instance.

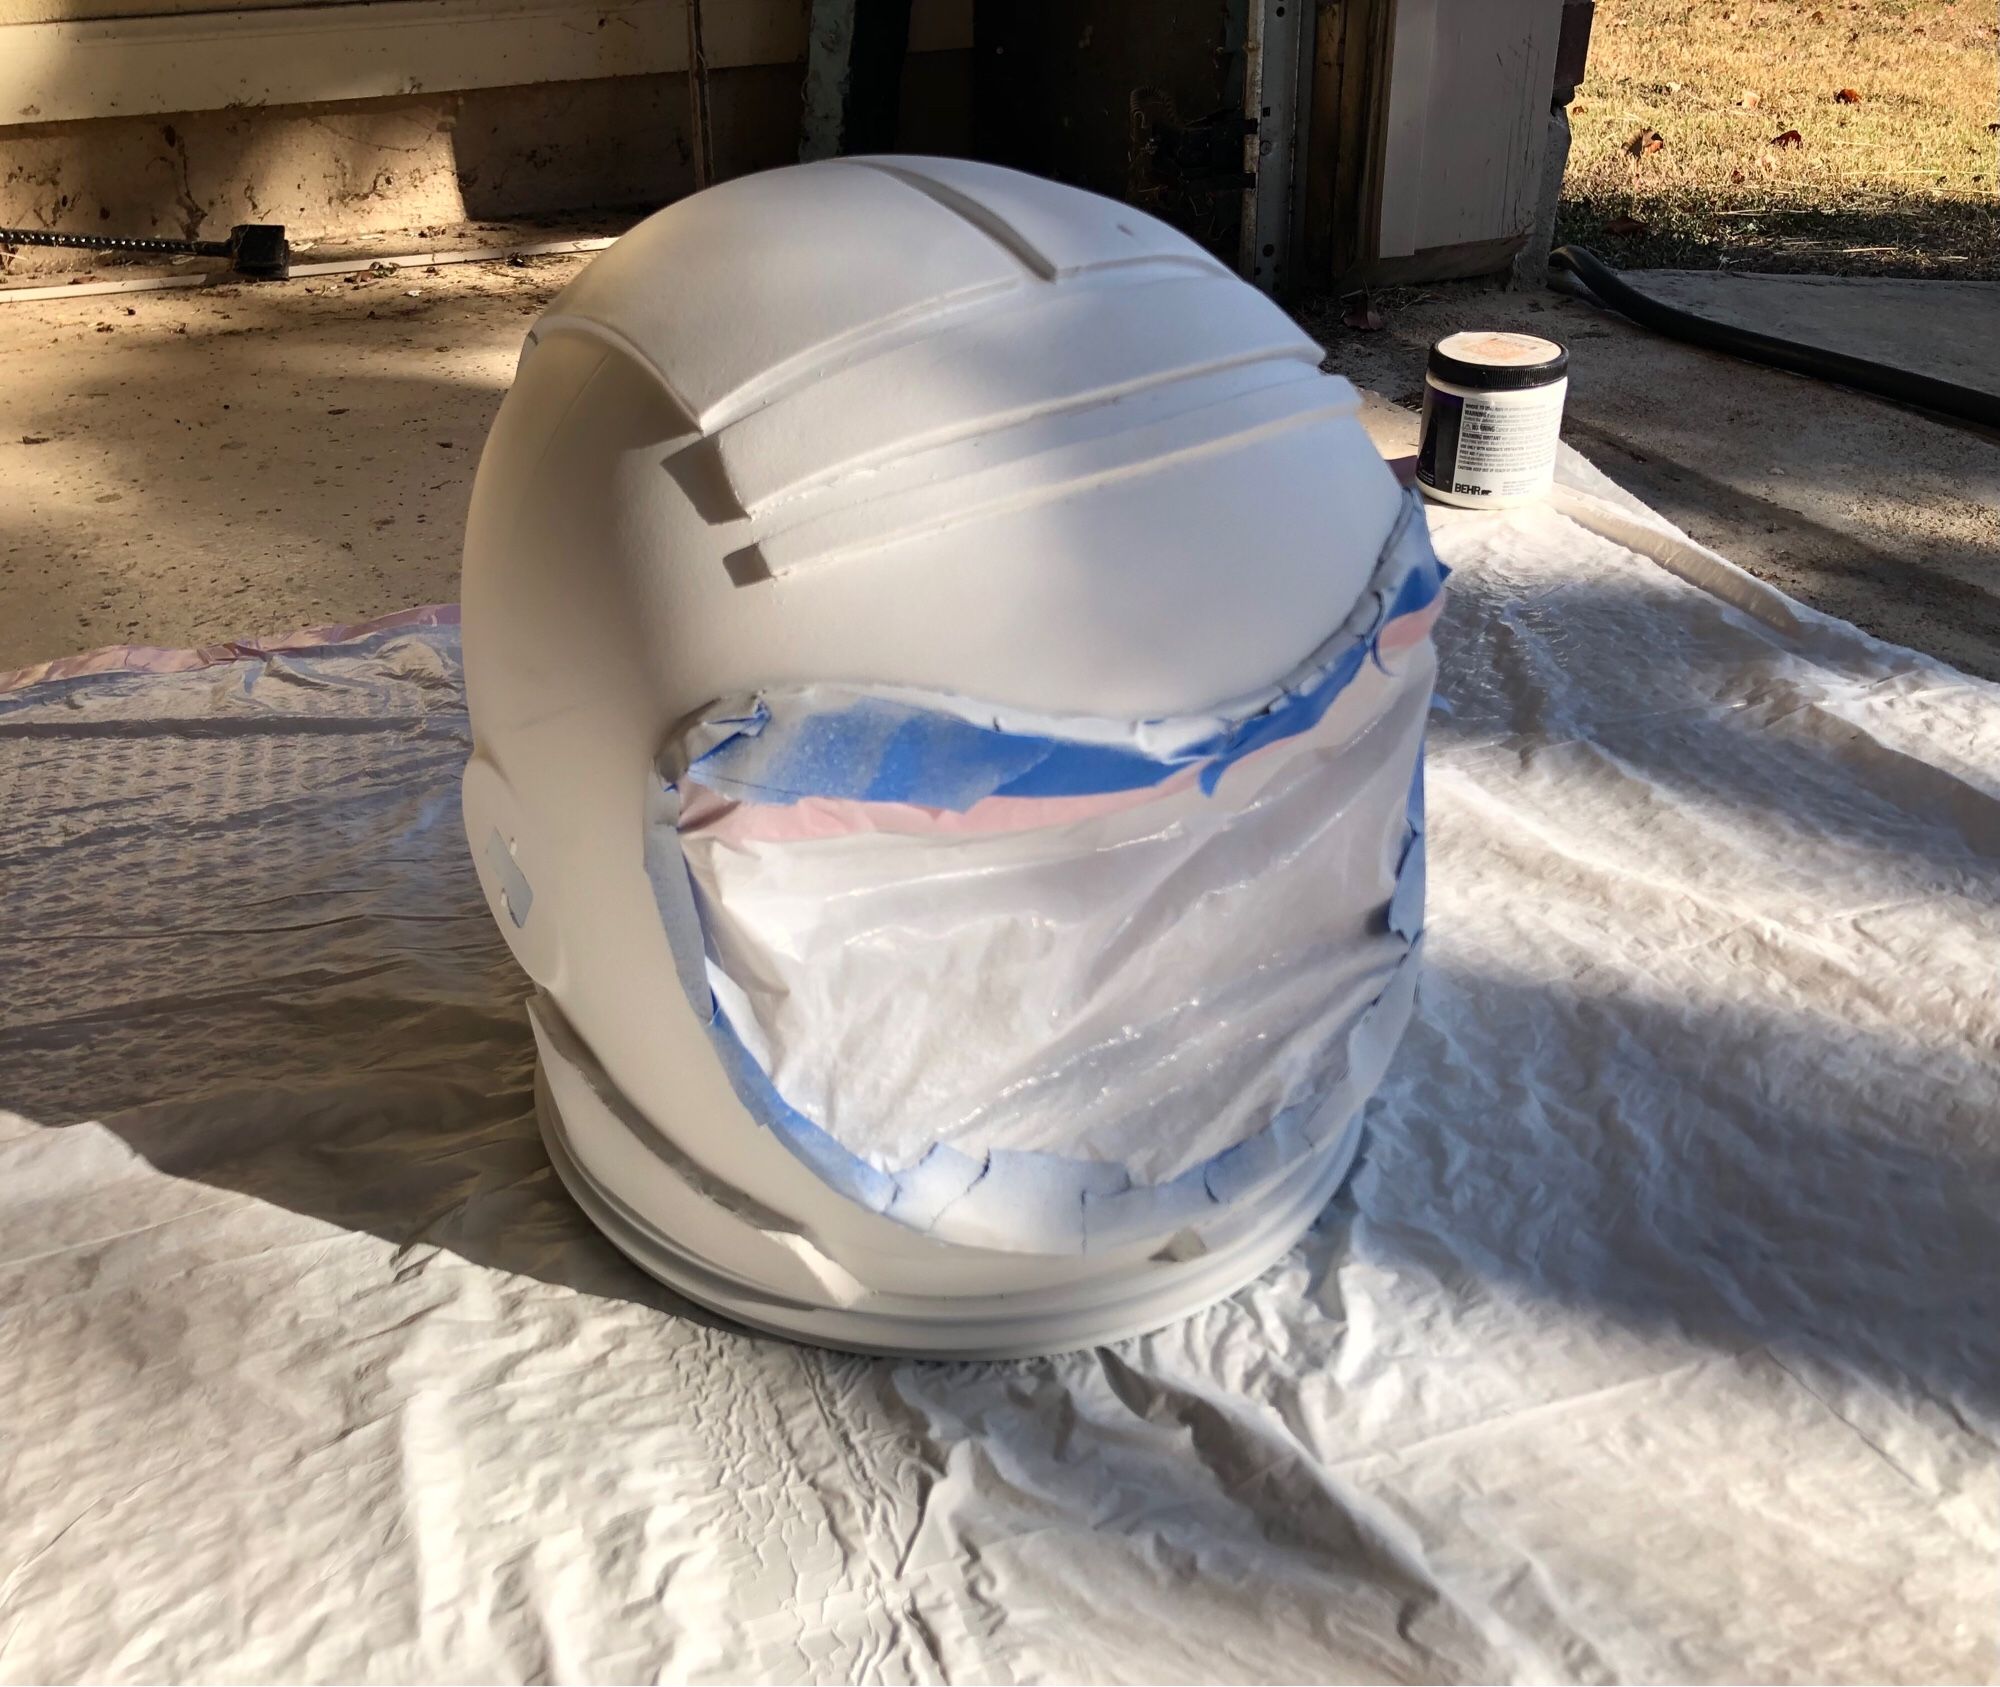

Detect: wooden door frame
[1299,0,1398,293]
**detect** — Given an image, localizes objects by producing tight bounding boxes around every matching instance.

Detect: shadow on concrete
[0,280,536,667]
[1562,413,2000,682]
[1557,194,2000,285]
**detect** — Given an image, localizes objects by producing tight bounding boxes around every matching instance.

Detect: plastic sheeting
[2,447,1996,1683]
[652,497,1441,1252]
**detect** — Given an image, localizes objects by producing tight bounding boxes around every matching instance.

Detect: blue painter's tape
[1202,1094,1323,1208]
[1200,1115,1287,1210]
[1388,831,1426,943]
[884,1142,988,1231]
[705,1004,899,1215]
[1387,549,1445,624]
[1387,755,1426,943]
[1196,638,1370,795]
[946,1148,1132,1254]
[705,697,1174,810]
[682,490,1445,814]
[1080,1155,1213,1253]
[641,792,718,1020]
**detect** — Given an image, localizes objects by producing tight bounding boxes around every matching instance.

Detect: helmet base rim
[536,1061,1366,1361]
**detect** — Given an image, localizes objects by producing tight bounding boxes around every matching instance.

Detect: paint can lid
[1427,331,1569,391]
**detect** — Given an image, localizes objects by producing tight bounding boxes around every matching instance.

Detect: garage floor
[0,246,576,672]
[3,244,1997,679]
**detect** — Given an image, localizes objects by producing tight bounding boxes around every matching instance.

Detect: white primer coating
[458,158,1423,1354]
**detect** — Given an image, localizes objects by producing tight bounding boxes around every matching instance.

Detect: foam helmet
[461,157,1443,1357]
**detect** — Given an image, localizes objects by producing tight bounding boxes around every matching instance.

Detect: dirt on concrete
[0,247,586,669]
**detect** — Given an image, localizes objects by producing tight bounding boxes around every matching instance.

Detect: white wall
[1375,0,1561,262]
[0,0,970,127]
[0,0,971,268]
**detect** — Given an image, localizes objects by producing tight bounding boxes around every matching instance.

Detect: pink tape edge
[0,602,461,696]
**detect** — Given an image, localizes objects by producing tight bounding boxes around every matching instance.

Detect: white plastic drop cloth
[3,450,1996,1683]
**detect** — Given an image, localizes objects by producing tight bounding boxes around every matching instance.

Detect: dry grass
[1559,0,2000,276]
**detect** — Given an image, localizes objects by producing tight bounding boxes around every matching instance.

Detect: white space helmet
[461,157,1441,1357]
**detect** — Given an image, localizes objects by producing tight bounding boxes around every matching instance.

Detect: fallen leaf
[1738,90,1760,108]
[1809,7,1824,19]
[1606,215,1652,236]
[1627,128,1666,156]
[1731,168,1747,183]
[1834,87,1863,104]
[1342,300,1386,332]
[1772,129,1804,149]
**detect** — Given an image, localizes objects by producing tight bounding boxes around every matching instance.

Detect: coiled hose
[1550,244,2000,431]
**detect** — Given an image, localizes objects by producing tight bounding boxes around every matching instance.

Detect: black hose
[1549,244,2000,431]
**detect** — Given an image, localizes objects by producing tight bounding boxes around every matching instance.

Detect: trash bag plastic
[646,494,1445,1253]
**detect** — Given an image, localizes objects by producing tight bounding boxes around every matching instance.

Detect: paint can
[1415,331,1569,508]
